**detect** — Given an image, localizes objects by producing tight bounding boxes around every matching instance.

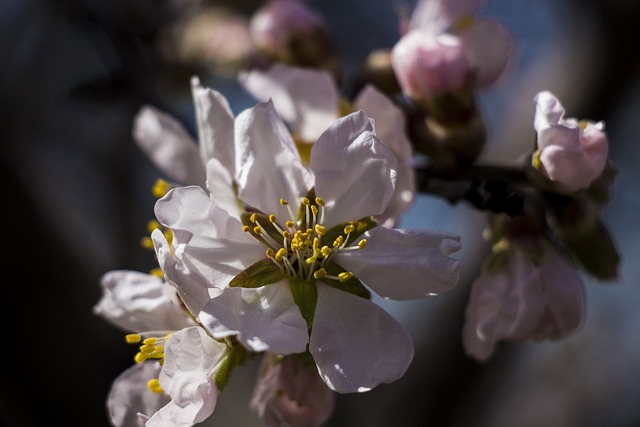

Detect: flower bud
[532,91,609,192]
[250,354,336,427]
[391,30,471,106]
[463,239,585,361]
[250,0,337,74]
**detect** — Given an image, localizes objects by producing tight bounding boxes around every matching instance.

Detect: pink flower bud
[533,91,609,192]
[463,241,585,361]
[250,0,323,55]
[391,30,470,102]
[250,354,336,427]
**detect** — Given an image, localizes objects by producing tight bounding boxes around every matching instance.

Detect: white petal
[310,283,414,393]
[311,111,399,227]
[239,63,340,141]
[153,187,264,313]
[199,281,309,355]
[133,106,205,186]
[334,227,461,300]
[107,362,169,427]
[94,270,194,332]
[533,91,565,131]
[147,326,228,427]
[191,76,236,178]
[234,100,313,217]
[354,84,413,161]
[206,157,241,218]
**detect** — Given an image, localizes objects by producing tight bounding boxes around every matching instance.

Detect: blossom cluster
[95,0,619,426]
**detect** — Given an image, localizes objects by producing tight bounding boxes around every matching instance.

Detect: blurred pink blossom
[250,355,336,427]
[463,241,585,361]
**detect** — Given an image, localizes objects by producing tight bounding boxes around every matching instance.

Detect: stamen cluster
[242,196,367,282]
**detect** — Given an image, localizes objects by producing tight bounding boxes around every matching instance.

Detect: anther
[302,198,311,206]
[126,334,142,344]
[311,205,318,216]
[269,214,277,223]
[285,220,295,228]
[358,239,367,249]
[152,179,172,198]
[250,213,258,223]
[313,268,327,279]
[282,230,291,239]
[315,224,326,235]
[333,236,344,247]
[148,379,163,393]
[242,225,251,233]
[253,226,262,235]
[275,248,287,261]
[280,198,289,206]
[143,337,158,345]
[321,246,331,257]
[344,224,355,234]
[266,248,275,258]
[338,272,353,282]
[315,197,325,206]
[134,353,147,364]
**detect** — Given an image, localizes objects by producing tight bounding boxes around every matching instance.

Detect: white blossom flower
[95,270,230,427]
[533,91,609,192]
[462,240,585,361]
[152,102,462,393]
[239,63,415,226]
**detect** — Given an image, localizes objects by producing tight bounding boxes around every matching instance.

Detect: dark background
[2,0,640,426]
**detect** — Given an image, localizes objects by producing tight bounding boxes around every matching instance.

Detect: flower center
[242,196,366,282]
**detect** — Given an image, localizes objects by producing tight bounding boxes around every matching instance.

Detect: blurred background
[2,0,640,426]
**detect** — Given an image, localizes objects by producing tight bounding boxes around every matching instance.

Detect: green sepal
[240,211,283,246]
[322,262,371,300]
[322,216,377,248]
[547,200,620,281]
[229,258,285,288]
[586,161,618,208]
[289,278,318,330]
[214,344,247,391]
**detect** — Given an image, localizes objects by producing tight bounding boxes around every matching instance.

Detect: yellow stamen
[315,197,325,206]
[140,236,154,250]
[338,272,353,282]
[275,248,287,261]
[302,198,311,206]
[321,246,331,257]
[250,213,257,223]
[333,236,344,247]
[253,226,262,235]
[266,248,275,258]
[269,214,277,223]
[147,220,161,233]
[152,179,172,198]
[148,379,163,393]
[358,239,367,249]
[344,224,355,234]
[134,352,147,364]
[280,198,289,206]
[285,220,295,228]
[125,334,142,344]
[242,225,251,233]
[150,268,164,278]
[313,268,327,279]
[315,224,326,235]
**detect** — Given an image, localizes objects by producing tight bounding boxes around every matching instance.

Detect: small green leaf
[229,259,285,288]
[289,279,318,330]
[322,262,371,300]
